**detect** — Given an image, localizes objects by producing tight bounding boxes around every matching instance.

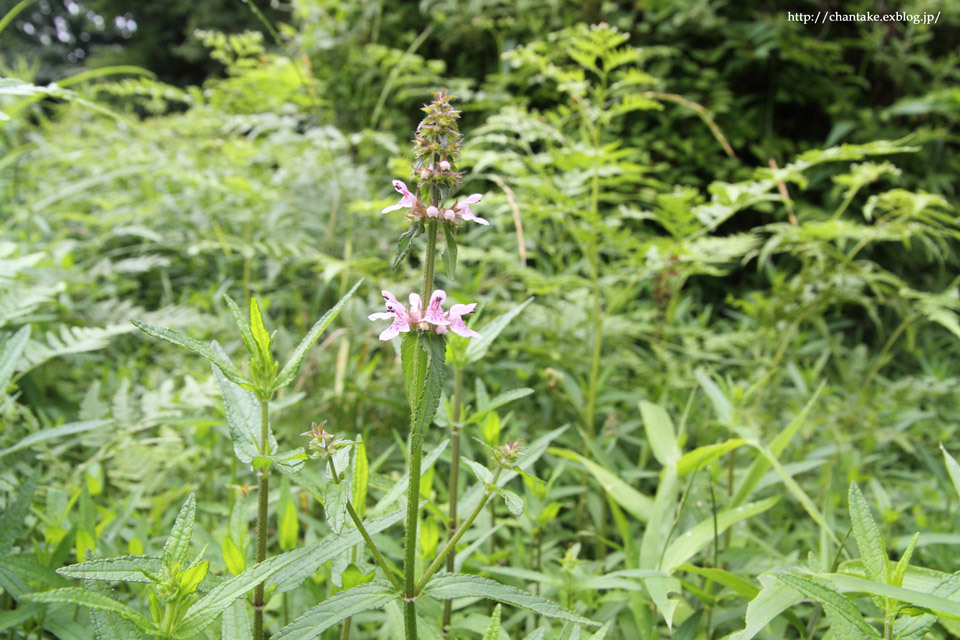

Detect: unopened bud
[439,160,451,171]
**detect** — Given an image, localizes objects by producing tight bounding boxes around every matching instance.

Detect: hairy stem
[404,220,439,640]
[442,365,464,632]
[253,397,270,640]
[417,467,504,594]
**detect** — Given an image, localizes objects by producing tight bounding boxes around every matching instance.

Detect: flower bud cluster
[412,89,463,194]
[302,421,347,459]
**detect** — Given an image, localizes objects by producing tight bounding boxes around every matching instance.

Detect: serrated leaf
[58,556,163,583]
[392,225,421,270]
[162,494,195,570]
[221,599,252,640]
[775,570,879,638]
[272,583,399,640]
[0,325,29,395]
[324,481,347,535]
[0,420,111,460]
[828,572,960,620]
[248,298,271,360]
[465,297,534,364]
[222,294,257,360]
[500,489,524,517]
[463,458,492,485]
[85,579,146,640]
[482,604,501,640]
[422,573,599,626]
[273,280,361,392]
[442,231,458,277]
[893,533,919,588]
[848,482,889,587]
[25,588,155,633]
[411,333,446,449]
[212,343,274,462]
[0,468,39,554]
[131,320,248,386]
[400,332,421,410]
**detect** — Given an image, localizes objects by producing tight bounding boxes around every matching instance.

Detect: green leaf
[211,349,275,462]
[272,583,399,640]
[463,458,493,485]
[482,604,502,640]
[222,294,257,360]
[162,494,195,570]
[84,578,147,640]
[848,482,889,588]
[828,572,960,620]
[352,442,369,519]
[248,298,272,360]
[58,556,163,583]
[0,420,111,460]
[549,448,653,523]
[500,489,524,517]
[0,554,69,587]
[0,325,29,395]
[423,573,599,626]
[660,498,778,571]
[221,599,252,640]
[221,537,245,577]
[272,280,361,392]
[694,369,733,426]
[465,297,534,364]
[677,439,748,476]
[442,230,458,276]
[131,320,248,386]
[0,468,39,554]
[324,480,347,535]
[25,588,155,633]
[729,573,803,640]
[774,570,879,638]
[400,332,421,410]
[279,499,299,552]
[466,388,534,424]
[892,533,919,588]
[676,564,759,599]
[639,401,680,467]
[392,225,422,270]
[411,333,446,449]
[941,444,960,501]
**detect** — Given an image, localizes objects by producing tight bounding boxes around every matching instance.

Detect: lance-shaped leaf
[162,494,196,569]
[25,588,155,633]
[411,333,446,449]
[324,480,347,536]
[272,582,399,640]
[58,555,162,584]
[442,230,458,277]
[0,420,111,460]
[85,578,147,640]
[465,297,534,364]
[222,294,257,361]
[422,573,599,626]
[482,604,502,640]
[0,325,30,395]
[131,320,248,387]
[352,442,369,519]
[212,343,275,462]
[774,570,879,639]
[272,280,362,392]
[0,468,39,554]
[466,388,534,425]
[392,225,422,270]
[221,599,253,640]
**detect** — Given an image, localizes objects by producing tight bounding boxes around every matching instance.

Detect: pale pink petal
[468,214,489,225]
[464,193,483,204]
[379,316,410,341]
[449,303,477,316]
[426,206,439,218]
[425,289,449,326]
[368,311,395,321]
[449,317,480,338]
[439,161,451,171]
[408,293,422,323]
[381,203,404,214]
[443,209,456,221]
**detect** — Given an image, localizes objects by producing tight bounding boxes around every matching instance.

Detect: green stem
[417,467,503,594]
[404,221,439,640]
[253,397,270,640]
[442,366,464,632]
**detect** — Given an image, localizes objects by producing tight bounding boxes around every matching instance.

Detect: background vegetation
[2,0,959,638]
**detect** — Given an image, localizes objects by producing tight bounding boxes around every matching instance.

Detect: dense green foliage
[2,1,960,638]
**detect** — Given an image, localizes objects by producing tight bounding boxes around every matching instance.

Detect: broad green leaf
[423,573,599,626]
[463,458,493,485]
[465,297,534,364]
[828,573,960,620]
[941,444,960,501]
[775,570,879,638]
[58,556,162,583]
[676,564,759,598]
[0,554,69,587]
[279,499,299,552]
[0,468,39,554]
[550,448,653,522]
[85,578,147,640]
[324,481,347,535]
[212,343,275,461]
[0,420,111,460]
[443,230,458,277]
[272,583,399,640]
[352,442,369,519]
[131,320,248,386]
[411,333,446,448]
[660,498,778,571]
[467,388,534,424]
[731,382,824,508]
[0,325,29,395]
[221,536,245,576]
[848,482,889,591]
[483,604,502,640]
[500,489,524,517]
[678,439,747,476]
[25,587,154,633]
[639,401,680,467]
[162,493,195,569]
[729,573,803,640]
[392,225,421,270]
[272,280,361,392]
[221,599,252,640]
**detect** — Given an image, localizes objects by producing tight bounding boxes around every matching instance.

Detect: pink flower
[446,303,480,338]
[381,180,420,214]
[370,289,480,340]
[454,194,488,225]
[439,161,451,171]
